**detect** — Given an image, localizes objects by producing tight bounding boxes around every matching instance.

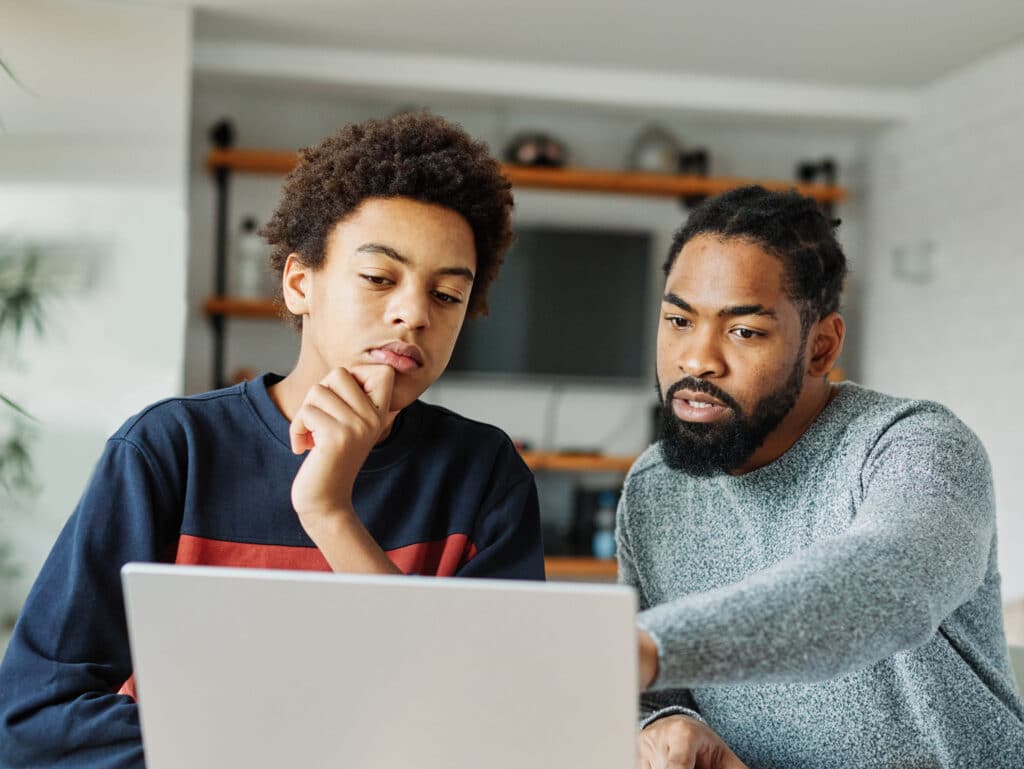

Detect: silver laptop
[122,563,638,769]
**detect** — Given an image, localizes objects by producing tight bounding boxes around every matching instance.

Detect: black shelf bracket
[209,119,235,390]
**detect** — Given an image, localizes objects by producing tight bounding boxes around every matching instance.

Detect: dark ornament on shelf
[503,132,568,167]
[795,157,837,186]
[209,118,236,150]
[679,148,711,208]
[795,157,839,217]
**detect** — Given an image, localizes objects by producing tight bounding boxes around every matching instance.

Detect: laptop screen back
[122,563,638,769]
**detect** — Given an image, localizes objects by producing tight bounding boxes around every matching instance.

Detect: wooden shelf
[544,556,618,581]
[207,148,298,175]
[520,451,635,473]
[501,164,846,203]
[204,296,279,319]
[206,148,846,203]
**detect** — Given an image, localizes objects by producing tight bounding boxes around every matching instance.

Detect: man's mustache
[663,377,742,415]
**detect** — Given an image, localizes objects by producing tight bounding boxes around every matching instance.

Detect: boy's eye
[433,291,462,305]
[361,274,392,286]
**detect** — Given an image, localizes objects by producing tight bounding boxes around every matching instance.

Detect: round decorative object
[628,124,681,174]
[503,132,568,167]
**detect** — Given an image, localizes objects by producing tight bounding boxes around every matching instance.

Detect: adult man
[0,112,544,768]
[620,186,1024,768]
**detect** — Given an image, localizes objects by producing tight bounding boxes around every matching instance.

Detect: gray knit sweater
[617,382,1024,768]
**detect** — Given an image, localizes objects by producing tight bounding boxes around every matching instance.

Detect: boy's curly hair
[261,112,514,327]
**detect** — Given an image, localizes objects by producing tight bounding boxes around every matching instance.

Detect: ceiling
[177,0,1024,89]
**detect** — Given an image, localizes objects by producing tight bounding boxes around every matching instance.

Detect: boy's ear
[281,253,311,316]
[806,312,845,378]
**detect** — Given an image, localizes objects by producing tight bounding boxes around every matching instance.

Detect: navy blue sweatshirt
[0,374,545,768]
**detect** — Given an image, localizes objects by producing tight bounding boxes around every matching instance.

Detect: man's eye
[665,316,690,329]
[733,327,763,339]
[361,274,392,286]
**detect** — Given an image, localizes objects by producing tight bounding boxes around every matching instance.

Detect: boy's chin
[387,381,429,412]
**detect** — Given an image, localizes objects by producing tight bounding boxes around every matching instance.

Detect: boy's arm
[454,450,545,581]
[0,438,174,769]
[287,365,402,574]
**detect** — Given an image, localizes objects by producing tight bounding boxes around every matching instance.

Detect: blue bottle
[591,490,618,560]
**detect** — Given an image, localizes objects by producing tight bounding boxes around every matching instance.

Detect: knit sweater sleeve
[636,407,996,689]
[0,437,177,769]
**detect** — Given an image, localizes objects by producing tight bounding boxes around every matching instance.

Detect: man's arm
[0,439,174,769]
[620,493,749,768]
[617,502,703,724]
[638,409,995,689]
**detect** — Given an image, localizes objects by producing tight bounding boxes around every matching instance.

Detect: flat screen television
[444,224,653,383]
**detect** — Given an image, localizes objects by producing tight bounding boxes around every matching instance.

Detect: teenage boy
[622,186,1024,768]
[0,112,545,769]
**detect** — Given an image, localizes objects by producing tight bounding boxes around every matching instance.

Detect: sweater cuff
[640,706,705,730]
[636,615,668,689]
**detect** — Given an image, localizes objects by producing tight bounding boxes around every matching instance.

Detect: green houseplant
[0,245,52,632]
[1,52,47,631]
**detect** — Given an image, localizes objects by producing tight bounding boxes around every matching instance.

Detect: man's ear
[806,312,846,378]
[281,253,312,316]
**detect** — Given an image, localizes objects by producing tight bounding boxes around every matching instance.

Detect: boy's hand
[289,365,395,528]
[638,715,748,769]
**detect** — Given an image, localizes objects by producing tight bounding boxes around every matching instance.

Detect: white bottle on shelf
[233,216,267,298]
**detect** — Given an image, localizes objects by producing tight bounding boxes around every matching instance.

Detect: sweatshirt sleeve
[636,408,996,689]
[0,437,177,769]
[455,444,545,581]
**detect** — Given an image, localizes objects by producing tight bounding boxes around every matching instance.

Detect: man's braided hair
[665,185,847,334]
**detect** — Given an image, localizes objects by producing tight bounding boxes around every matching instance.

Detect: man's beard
[657,355,805,476]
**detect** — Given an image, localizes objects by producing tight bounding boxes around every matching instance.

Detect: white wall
[0,0,192,622]
[863,41,1024,600]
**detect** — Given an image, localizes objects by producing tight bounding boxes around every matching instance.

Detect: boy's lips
[368,342,424,374]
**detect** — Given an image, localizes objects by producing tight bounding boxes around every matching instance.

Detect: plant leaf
[0,393,37,421]
[0,55,35,95]
[0,423,38,495]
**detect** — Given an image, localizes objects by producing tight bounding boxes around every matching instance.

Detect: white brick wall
[863,41,1024,601]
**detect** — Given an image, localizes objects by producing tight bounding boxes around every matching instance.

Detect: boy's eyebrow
[662,293,778,320]
[357,242,475,282]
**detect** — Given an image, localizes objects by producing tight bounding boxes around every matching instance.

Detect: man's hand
[638,715,748,769]
[289,365,395,546]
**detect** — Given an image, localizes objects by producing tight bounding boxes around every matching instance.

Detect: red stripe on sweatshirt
[173,533,478,576]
